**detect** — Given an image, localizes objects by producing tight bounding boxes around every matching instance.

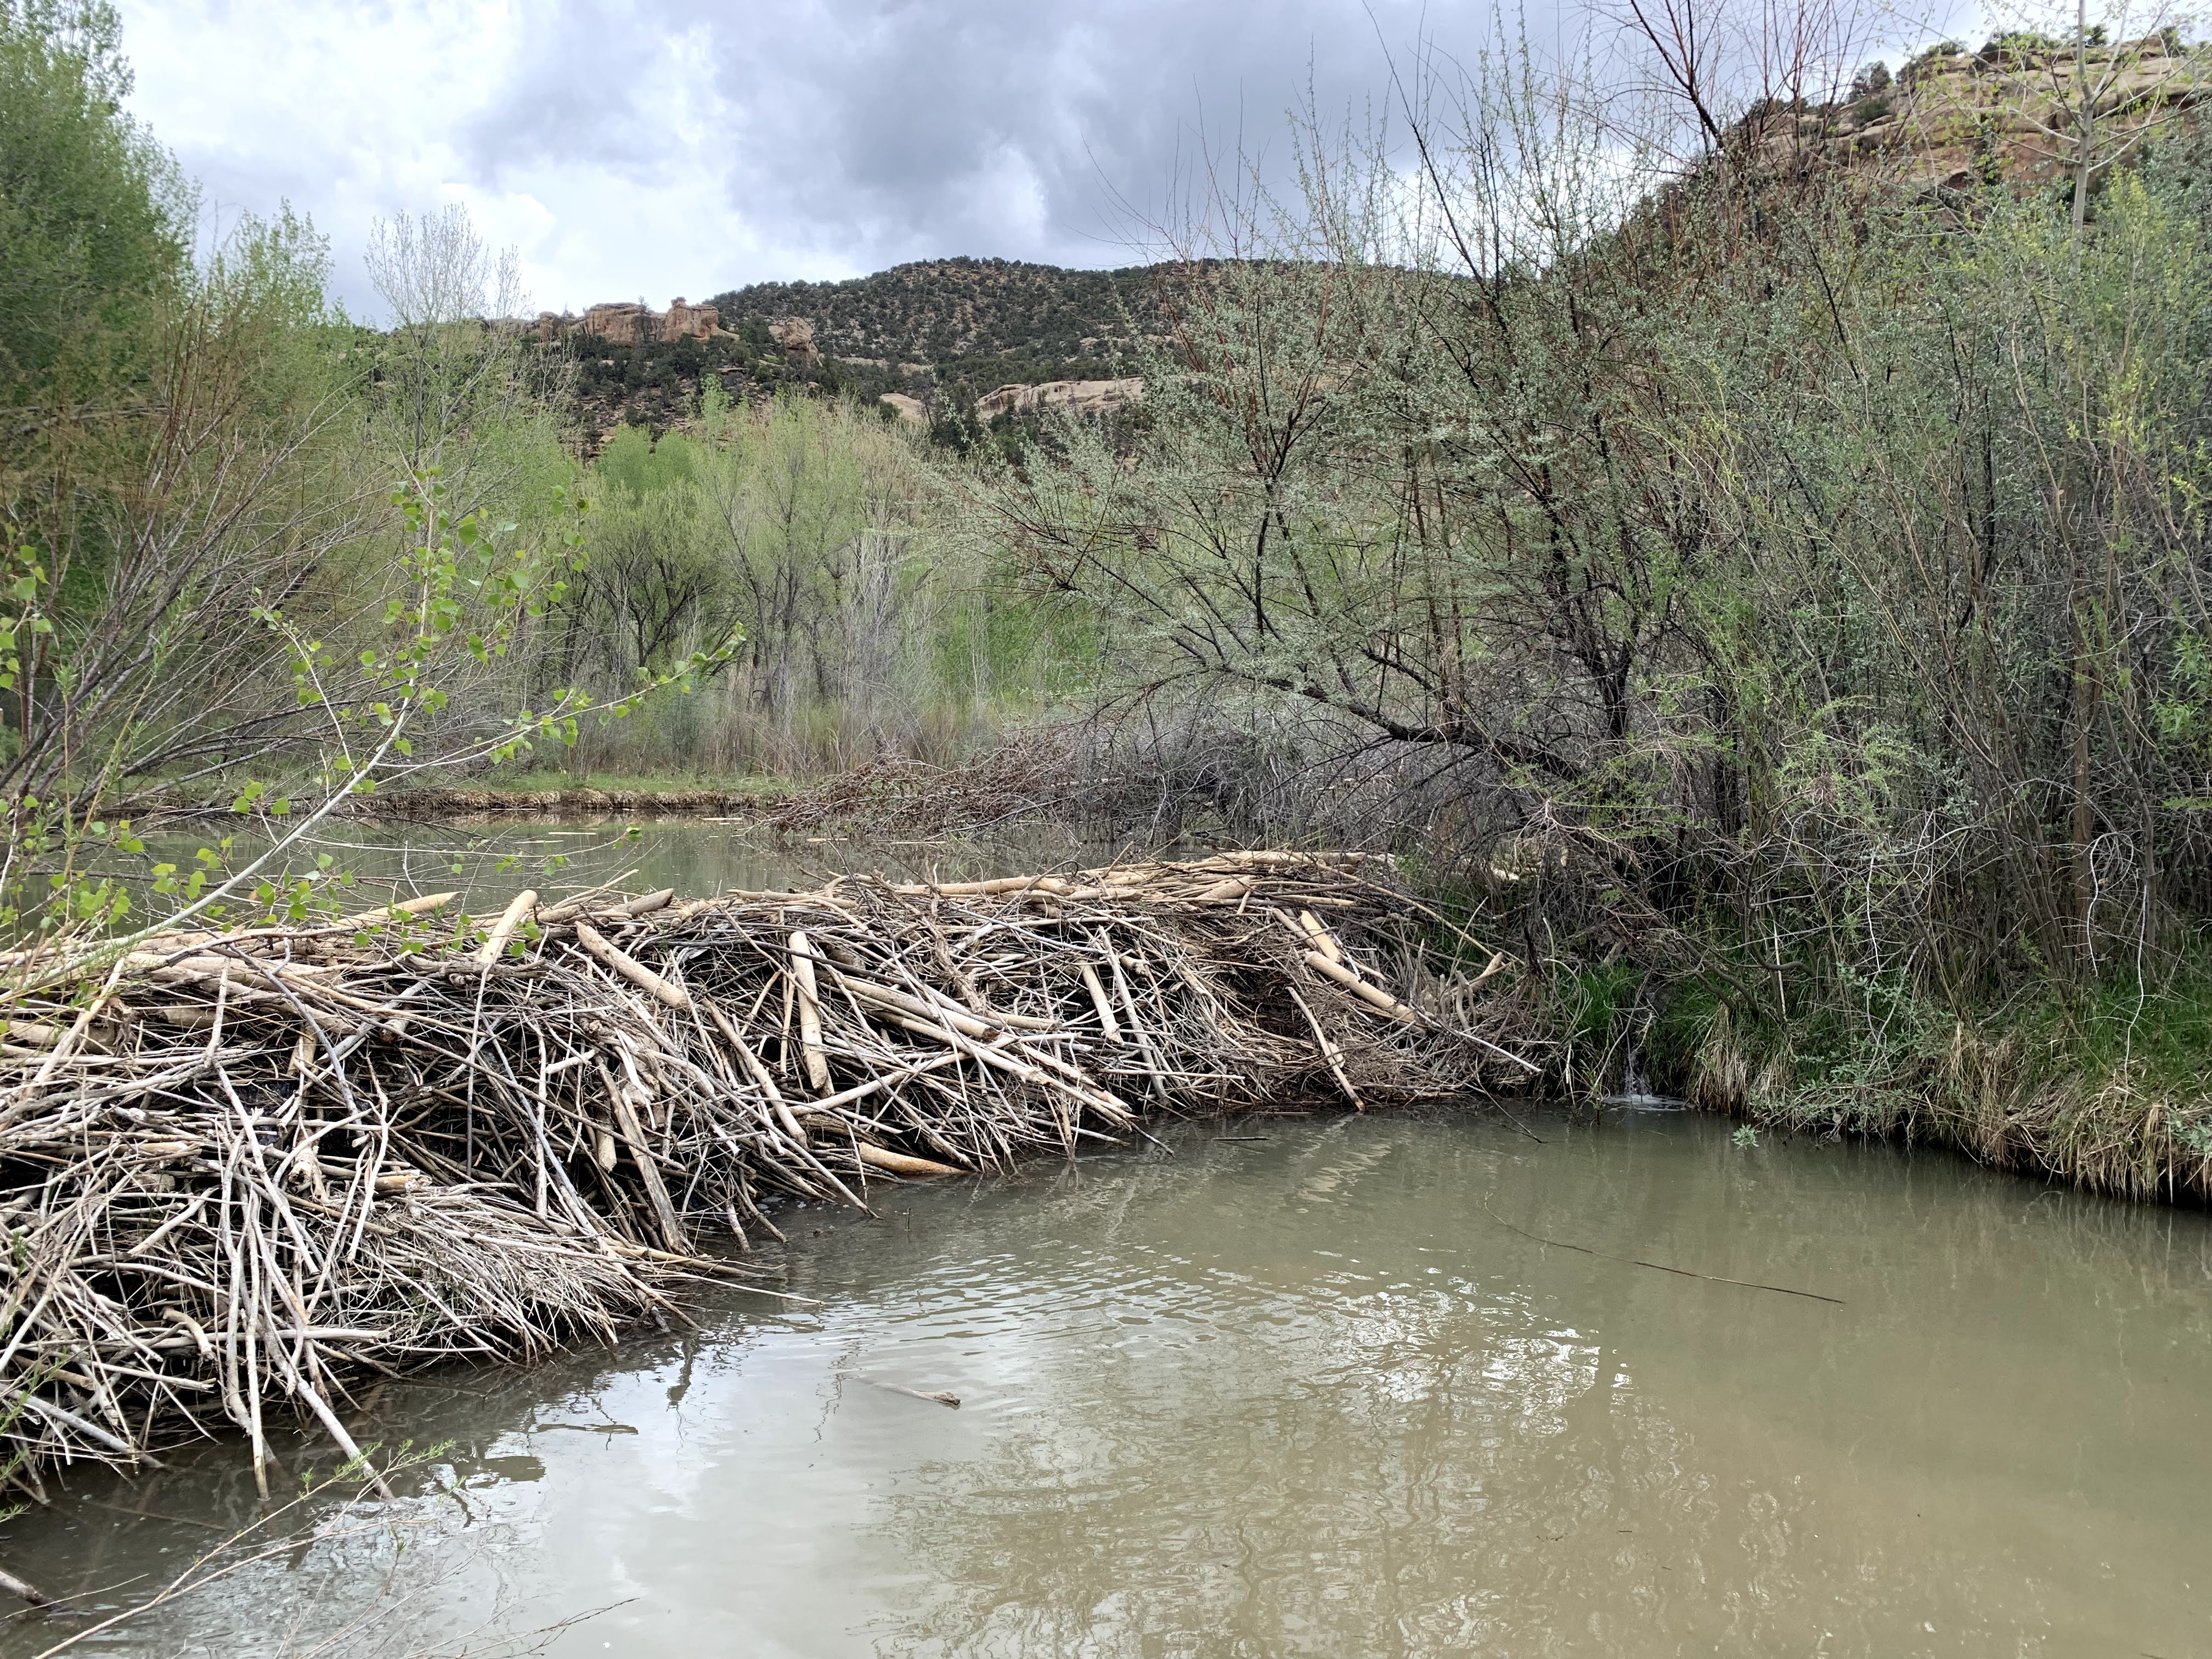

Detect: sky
[113,0,1525,323]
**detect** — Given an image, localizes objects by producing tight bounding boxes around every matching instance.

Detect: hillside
[542,257,1180,444]
[710,257,1173,410]
[557,39,2210,445]
[1752,32,2206,197]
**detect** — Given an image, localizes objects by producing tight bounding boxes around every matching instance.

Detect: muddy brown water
[127,815,1133,919]
[3,1103,2209,1658]
[12,822,2212,1654]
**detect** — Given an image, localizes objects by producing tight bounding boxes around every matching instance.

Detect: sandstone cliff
[767,316,819,364]
[975,377,1143,422]
[536,296,724,346]
[1752,35,2206,197]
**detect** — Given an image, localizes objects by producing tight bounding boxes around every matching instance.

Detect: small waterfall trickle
[1602,986,1682,1109]
[1620,1038,1651,1102]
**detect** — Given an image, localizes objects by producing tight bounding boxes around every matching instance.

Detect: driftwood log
[0,851,1535,1489]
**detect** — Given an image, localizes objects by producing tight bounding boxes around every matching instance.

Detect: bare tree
[1975,0,2208,238]
[364,202,523,329]
[362,204,554,495]
[1596,0,1873,168]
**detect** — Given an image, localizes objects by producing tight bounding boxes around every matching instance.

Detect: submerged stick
[1480,1205,1844,1304]
[842,1375,961,1408]
[0,1562,54,1607]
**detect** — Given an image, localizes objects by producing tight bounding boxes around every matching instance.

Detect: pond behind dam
[4,1105,2208,1657]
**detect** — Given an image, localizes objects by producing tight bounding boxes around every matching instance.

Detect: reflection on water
[125,815,1132,923]
[5,1110,2210,1657]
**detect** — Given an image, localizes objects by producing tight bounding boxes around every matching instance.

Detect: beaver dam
[0,851,1537,1495]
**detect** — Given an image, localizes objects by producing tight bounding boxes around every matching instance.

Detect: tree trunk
[2072,0,2094,241]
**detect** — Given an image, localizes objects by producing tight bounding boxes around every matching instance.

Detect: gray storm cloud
[464,0,1500,267]
[120,0,1509,314]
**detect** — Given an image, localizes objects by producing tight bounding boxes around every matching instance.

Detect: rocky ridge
[1757,33,2207,196]
[534,296,726,347]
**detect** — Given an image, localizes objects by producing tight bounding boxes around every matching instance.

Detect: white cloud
[116,0,1522,320]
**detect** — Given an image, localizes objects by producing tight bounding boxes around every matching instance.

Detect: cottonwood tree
[0,149,723,958]
[1976,0,2208,238]
[696,391,926,765]
[363,203,565,512]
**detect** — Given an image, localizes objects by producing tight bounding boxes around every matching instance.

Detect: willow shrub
[529,388,1074,779]
[970,70,2212,1147]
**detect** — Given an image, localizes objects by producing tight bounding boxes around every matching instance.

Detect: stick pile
[0,851,1533,1486]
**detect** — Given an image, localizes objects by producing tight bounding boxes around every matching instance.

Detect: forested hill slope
[562,257,1178,441]
[709,257,1175,417]
[712,258,1167,371]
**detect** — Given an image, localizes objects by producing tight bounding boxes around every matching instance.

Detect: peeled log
[854,1143,965,1179]
[345,892,458,928]
[1299,910,1348,965]
[574,923,691,1009]
[1303,951,1423,1024]
[788,932,832,1092]
[476,889,539,965]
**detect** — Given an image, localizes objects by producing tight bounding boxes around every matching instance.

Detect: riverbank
[0,851,1533,1487]
[135,736,1099,834]
[1675,979,2212,1206]
[352,737,1111,834]
[124,774,800,824]
[351,782,792,819]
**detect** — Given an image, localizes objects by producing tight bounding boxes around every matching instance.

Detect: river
[127,814,1126,919]
[3,1101,2207,1657]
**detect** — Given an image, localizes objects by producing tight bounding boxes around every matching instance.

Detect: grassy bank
[465,769,797,796]
[1623,969,2212,1204]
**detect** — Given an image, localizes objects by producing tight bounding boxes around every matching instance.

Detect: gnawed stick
[476,890,539,966]
[1077,961,1121,1042]
[1286,983,1365,1111]
[603,1067,687,1250]
[704,1002,806,1143]
[787,932,832,1092]
[574,923,690,1010]
[1298,909,1349,967]
[854,1143,966,1178]
[342,891,459,929]
[1302,951,1423,1023]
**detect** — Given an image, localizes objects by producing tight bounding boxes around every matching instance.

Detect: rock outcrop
[879,392,928,424]
[768,317,820,364]
[536,297,723,346]
[1749,35,2208,198]
[975,377,1143,422]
